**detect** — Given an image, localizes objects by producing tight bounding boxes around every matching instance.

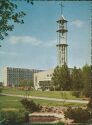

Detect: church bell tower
[56,3,68,67]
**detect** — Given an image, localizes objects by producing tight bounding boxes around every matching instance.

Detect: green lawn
[0,88,86,125]
[0,95,23,110]
[0,95,86,111]
[2,87,82,100]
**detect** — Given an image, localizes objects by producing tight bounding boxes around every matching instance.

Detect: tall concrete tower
[56,3,68,67]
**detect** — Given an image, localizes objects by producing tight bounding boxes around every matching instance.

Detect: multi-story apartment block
[2,67,42,86]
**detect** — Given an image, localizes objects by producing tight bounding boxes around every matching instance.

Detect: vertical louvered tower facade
[56,3,68,67]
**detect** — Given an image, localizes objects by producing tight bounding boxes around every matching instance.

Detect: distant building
[2,67,42,87]
[34,68,73,90]
[34,69,54,90]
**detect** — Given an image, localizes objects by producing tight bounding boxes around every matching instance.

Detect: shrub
[87,98,92,110]
[64,107,91,123]
[24,111,29,122]
[0,109,26,125]
[20,98,42,113]
[72,91,81,98]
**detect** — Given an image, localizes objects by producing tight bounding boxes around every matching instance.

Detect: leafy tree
[82,64,92,97]
[65,107,91,123]
[0,0,33,41]
[51,64,71,91]
[71,67,83,91]
[51,66,60,90]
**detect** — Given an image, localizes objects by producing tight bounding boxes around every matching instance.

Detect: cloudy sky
[0,1,91,75]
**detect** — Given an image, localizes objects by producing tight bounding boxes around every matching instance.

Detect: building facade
[2,67,42,86]
[34,69,54,90]
[34,68,73,90]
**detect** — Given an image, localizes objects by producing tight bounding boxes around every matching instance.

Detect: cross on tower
[59,2,64,15]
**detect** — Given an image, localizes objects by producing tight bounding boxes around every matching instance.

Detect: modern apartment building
[2,67,42,86]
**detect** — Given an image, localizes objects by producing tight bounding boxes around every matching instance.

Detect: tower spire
[59,2,64,16]
[56,3,68,67]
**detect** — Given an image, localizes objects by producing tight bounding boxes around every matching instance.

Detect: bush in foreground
[0,109,28,125]
[87,98,92,110]
[64,107,91,123]
[20,98,42,113]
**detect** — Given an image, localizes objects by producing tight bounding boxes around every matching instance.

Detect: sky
[0,1,91,80]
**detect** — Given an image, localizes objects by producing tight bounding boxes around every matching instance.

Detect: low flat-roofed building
[34,68,73,90]
[34,69,54,90]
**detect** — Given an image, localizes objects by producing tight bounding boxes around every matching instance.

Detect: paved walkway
[1,93,88,104]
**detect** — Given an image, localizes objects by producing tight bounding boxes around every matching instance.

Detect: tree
[51,64,71,91]
[64,107,91,123]
[0,0,33,41]
[82,64,92,97]
[51,66,60,90]
[71,67,83,91]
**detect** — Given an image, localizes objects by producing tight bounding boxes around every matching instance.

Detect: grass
[0,95,23,110]
[33,99,86,107]
[0,88,87,125]
[2,87,82,100]
[0,95,86,111]
[0,95,86,125]
[0,87,86,110]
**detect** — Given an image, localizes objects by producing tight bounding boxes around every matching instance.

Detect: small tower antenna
[59,2,64,15]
